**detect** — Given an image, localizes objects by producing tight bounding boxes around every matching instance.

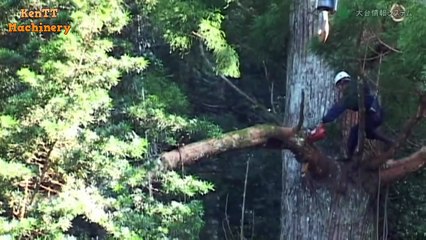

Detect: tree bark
[160,125,295,169]
[280,1,375,239]
[380,146,426,185]
[160,124,331,178]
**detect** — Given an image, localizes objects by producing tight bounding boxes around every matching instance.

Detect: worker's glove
[307,123,327,142]
[307,123,322,134]
[311,125,320,133]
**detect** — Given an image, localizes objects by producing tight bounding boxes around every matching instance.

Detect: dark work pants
[347,109,384,157]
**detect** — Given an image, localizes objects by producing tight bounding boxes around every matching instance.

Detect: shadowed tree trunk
[280,1,376,239]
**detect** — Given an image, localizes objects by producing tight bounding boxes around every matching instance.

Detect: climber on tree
[318,71,394,160]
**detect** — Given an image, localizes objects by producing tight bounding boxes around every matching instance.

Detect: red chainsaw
[307,123,327,143]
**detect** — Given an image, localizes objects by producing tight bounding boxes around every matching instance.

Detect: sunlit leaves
[146,0,240,77]
[147,0,202,51]
[149,200,205,240]
[32,180,117,235]
[116,55,148,73]
[0,159,32,181]
[16,68,42,88]
[127,135,149,158]
[163,172,214,197]
[198,14,240,77]
[165,31,192,52]
[0,217,39,237]
[71,0,129,36]
[0,0,218,238]
[0,0,154,237]
[102,135,148,158]
[128,97,222,146]
[0,115,18,130]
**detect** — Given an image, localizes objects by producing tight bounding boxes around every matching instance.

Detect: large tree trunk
[280,1,376,239]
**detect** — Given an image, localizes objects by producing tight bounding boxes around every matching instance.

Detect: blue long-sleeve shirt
[322,101,347,123]
[322,82,378,123]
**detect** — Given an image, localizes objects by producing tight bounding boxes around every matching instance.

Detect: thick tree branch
[380,146,426,185]
[368,94,426,168]
[374,33,402,54]
[161,125,293,168]
[160,124,331,178]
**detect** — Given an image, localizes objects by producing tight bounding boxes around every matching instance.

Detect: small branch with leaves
[194,36,282,125]
[28,140,57,208]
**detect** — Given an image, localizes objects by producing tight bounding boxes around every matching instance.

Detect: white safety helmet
[334,71,351,85]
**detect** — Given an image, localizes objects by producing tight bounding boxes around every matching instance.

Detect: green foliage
[163,171,214,197]
[128,97,222,145]
[144,0,203,50]
[397,1,426,80]
[143,69,191,115]
[389,170,426,239]
[0,0,217,239]
[198,13,240,77]
[113,199,206,240]
[0,159,32,181]
[0,48,25,67]
[245,0,290,62]
[110,168,212,240]
[144,0,241,77]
